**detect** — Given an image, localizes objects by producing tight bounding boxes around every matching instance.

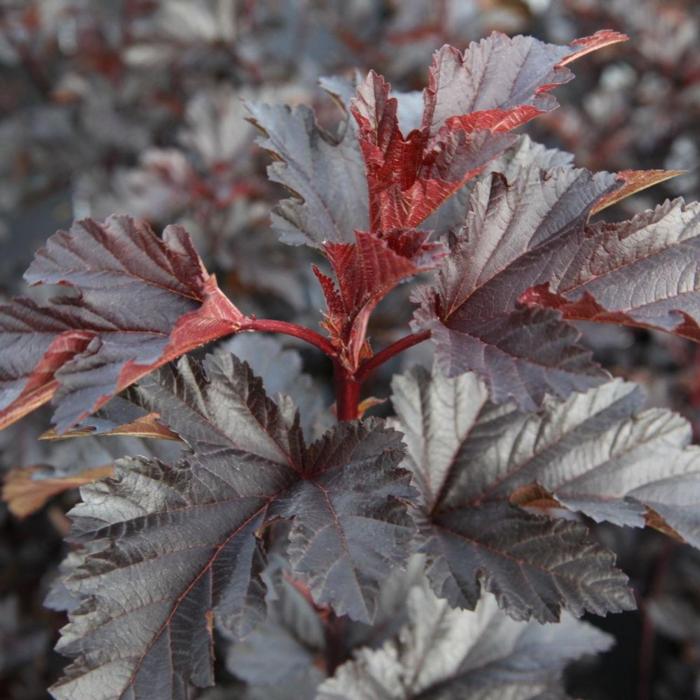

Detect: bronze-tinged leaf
[356,396,385,417]
[522,198,700,344]
[645,508,685,543]
[557,29,629,65]
[508,483,563,514]
[3,465,113,519]
[40,412,180,442]
[591,169,685,214]
[0,215,246,432]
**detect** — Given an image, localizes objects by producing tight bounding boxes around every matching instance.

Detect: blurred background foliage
[0,1,698,698]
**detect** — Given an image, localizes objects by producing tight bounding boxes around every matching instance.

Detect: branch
[333,360,361,421]
[239,318,337,357]
[355,330,431,382]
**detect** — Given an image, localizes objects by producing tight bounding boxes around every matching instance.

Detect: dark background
[1,1,699,698]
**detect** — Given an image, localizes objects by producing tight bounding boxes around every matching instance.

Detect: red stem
[240,321,430,422]
[241,318,337,357]
[356,330,431,382]
[334,361,361,421]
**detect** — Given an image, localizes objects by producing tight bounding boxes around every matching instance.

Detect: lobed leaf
[422,30,627,140]
[318,581,613,700]
[422,134,576,239]
[0,216,245,432]
[52,354,414,699]
[392,365,700,621]
[414,166,618,409]
[390,367,618,621]
[246,101,369,247]
[522,198,700,342]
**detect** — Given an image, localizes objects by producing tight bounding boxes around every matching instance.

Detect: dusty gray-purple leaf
[537,198,700,340]
[246,102,368,246]
[391,366,639,621]
[52,355,414,699]
[226,554,426,698]
[422,135,574,237]
[393,365,700,619]
[227,566,326,692]
[275,419,415,623]
[425,304,607,409]
[419,501,630,623]
[414,165,618,409]
[51,455,271,700]
[137,354,415,622]
[221,334,328,437]
[421,32,624,139]
[318,582,613,700]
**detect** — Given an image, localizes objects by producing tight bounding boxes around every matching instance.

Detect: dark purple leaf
[522,198,700,342]
[51,354,414,699]
[0,216,245,432]
[246,101,369,247]
[413,166,618,409]
[318,579,613,700]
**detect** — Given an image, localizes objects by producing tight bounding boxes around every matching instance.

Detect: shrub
[1,27,700,700]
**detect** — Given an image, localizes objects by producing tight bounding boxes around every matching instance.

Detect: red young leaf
[352,70,516,232]
[314,230,443,370]
[352,30,627,232]
[0,215,245,432]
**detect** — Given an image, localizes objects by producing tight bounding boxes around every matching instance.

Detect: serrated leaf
[51,454,269,700]
[351,31,625,233]
[226,565,327,690]
[352,69,517,232]
[246,102,369,247]
[522,198,700,343]
[0,216,245,433]
[422,135,575,238]
[226,554,426,697]
[393,365,700,620]
[52,355,414,699]
[315,229,444,370]
[220,334,327,437]
[318,582,613,700]
[414,166,618,409]
[391,366,640,622]
[422,30,627,140]
[277,419,415,621]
